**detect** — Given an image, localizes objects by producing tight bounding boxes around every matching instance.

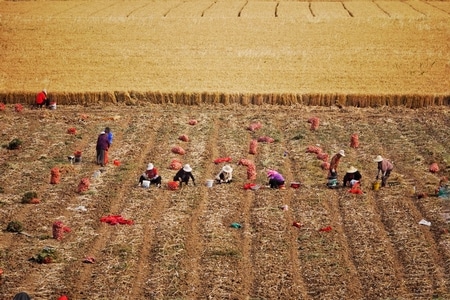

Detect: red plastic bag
[319,226,332,232]
[178,134,189,142]
[249,139,258,155]
[247,122,262,132]
[350,133,359,148]
[214,157,232,164]
[50,167,61,184]
[308,117,320,131]
[171,146,186,155]
[429,163,439,173]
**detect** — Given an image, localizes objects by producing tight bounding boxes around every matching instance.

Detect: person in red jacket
[35,89,49,108]
[138,163,162,188]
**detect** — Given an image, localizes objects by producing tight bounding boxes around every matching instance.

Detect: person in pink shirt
[267,169,285,189]
[374,155,394,187]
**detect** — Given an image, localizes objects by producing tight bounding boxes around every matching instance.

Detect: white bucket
[49,102,57,110]
[142,180,150,188]
[206,180,214,188]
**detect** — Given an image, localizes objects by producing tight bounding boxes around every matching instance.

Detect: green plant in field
[33,246,58,264]
[21,191,38,204]
[6,221,23,233]
[7,138,22,150]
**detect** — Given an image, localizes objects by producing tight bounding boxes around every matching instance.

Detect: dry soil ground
[0,104,449,300]
[0,1,450,300]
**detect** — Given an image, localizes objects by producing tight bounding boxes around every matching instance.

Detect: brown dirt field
[0,104,449,300]
[0,1,450,300]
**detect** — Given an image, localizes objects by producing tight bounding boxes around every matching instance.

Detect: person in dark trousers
[374,155,394,187]
[173,164,196,187]
[343,166,362,187]
[13,292,31,300]
[96,131,110,167]
[267,169,285,189]
[35,89,49,108]
[215,164,233,184]
[139,163,162,187]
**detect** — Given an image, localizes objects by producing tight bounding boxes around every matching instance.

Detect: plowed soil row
[0,104,449,299]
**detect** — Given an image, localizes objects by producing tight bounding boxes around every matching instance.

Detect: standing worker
[96,130,110,167]
[35,89,49,108]
[104,127,113,165]
[374,155,393,187]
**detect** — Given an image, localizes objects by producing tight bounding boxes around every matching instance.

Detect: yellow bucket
[373,180,381,191]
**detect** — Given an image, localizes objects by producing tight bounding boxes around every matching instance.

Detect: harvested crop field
[0,104,449,299]
[0,1,450,300]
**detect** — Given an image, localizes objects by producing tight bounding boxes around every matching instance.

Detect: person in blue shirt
[104,127,113,165]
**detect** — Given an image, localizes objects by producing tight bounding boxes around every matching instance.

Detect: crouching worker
[173,164,196,187]
[343,166,362,187]
[267,169,285,189]
[35,89,49,108]
[139,163,162,187]
[215,164,233,184]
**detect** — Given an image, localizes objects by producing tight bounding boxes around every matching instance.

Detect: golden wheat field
[0,1,450,300]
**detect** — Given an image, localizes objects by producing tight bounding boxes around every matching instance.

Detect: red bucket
[113,160,121,166]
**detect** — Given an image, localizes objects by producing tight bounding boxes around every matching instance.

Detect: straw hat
[147,163,154,170]
[338,150,346,157]
[347,166,358,173]
[183,164,192,172]
[43,89,47,95]
[222,165,233,173]
[374,155,383,162]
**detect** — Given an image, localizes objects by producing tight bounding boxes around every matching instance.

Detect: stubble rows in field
[0,104,449,299]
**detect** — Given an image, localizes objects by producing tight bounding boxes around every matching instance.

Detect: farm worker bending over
[374,155,393,187]
[96,131,110,167]
[173,164,196,187]
[35,89,49,108]
[329,150,345,179]
[343,166,362,187]
[215,164,233,184]
[139,163,162,187]
[267,169,285,189]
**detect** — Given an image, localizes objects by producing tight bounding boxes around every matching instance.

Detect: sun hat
[338,150,345,157]
[347,166,358,173]
[222,165,233,173]
[147,163,154,170]
[374,155,383,162]
[100,131,106,134]
[183,164,192,172]
[43,89,47,95]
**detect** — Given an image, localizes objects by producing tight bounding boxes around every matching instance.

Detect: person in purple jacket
[267,169,285,189]
[96,131,110,167]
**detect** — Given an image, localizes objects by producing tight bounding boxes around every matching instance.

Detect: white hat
[374,155,383,162]
[147,163,154,170]
[347,166,358,173]
[100,131,106,134]
[43,89,47,95]
[183,164,192,172]
[338,150,345,157]
[222,165,233,173]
